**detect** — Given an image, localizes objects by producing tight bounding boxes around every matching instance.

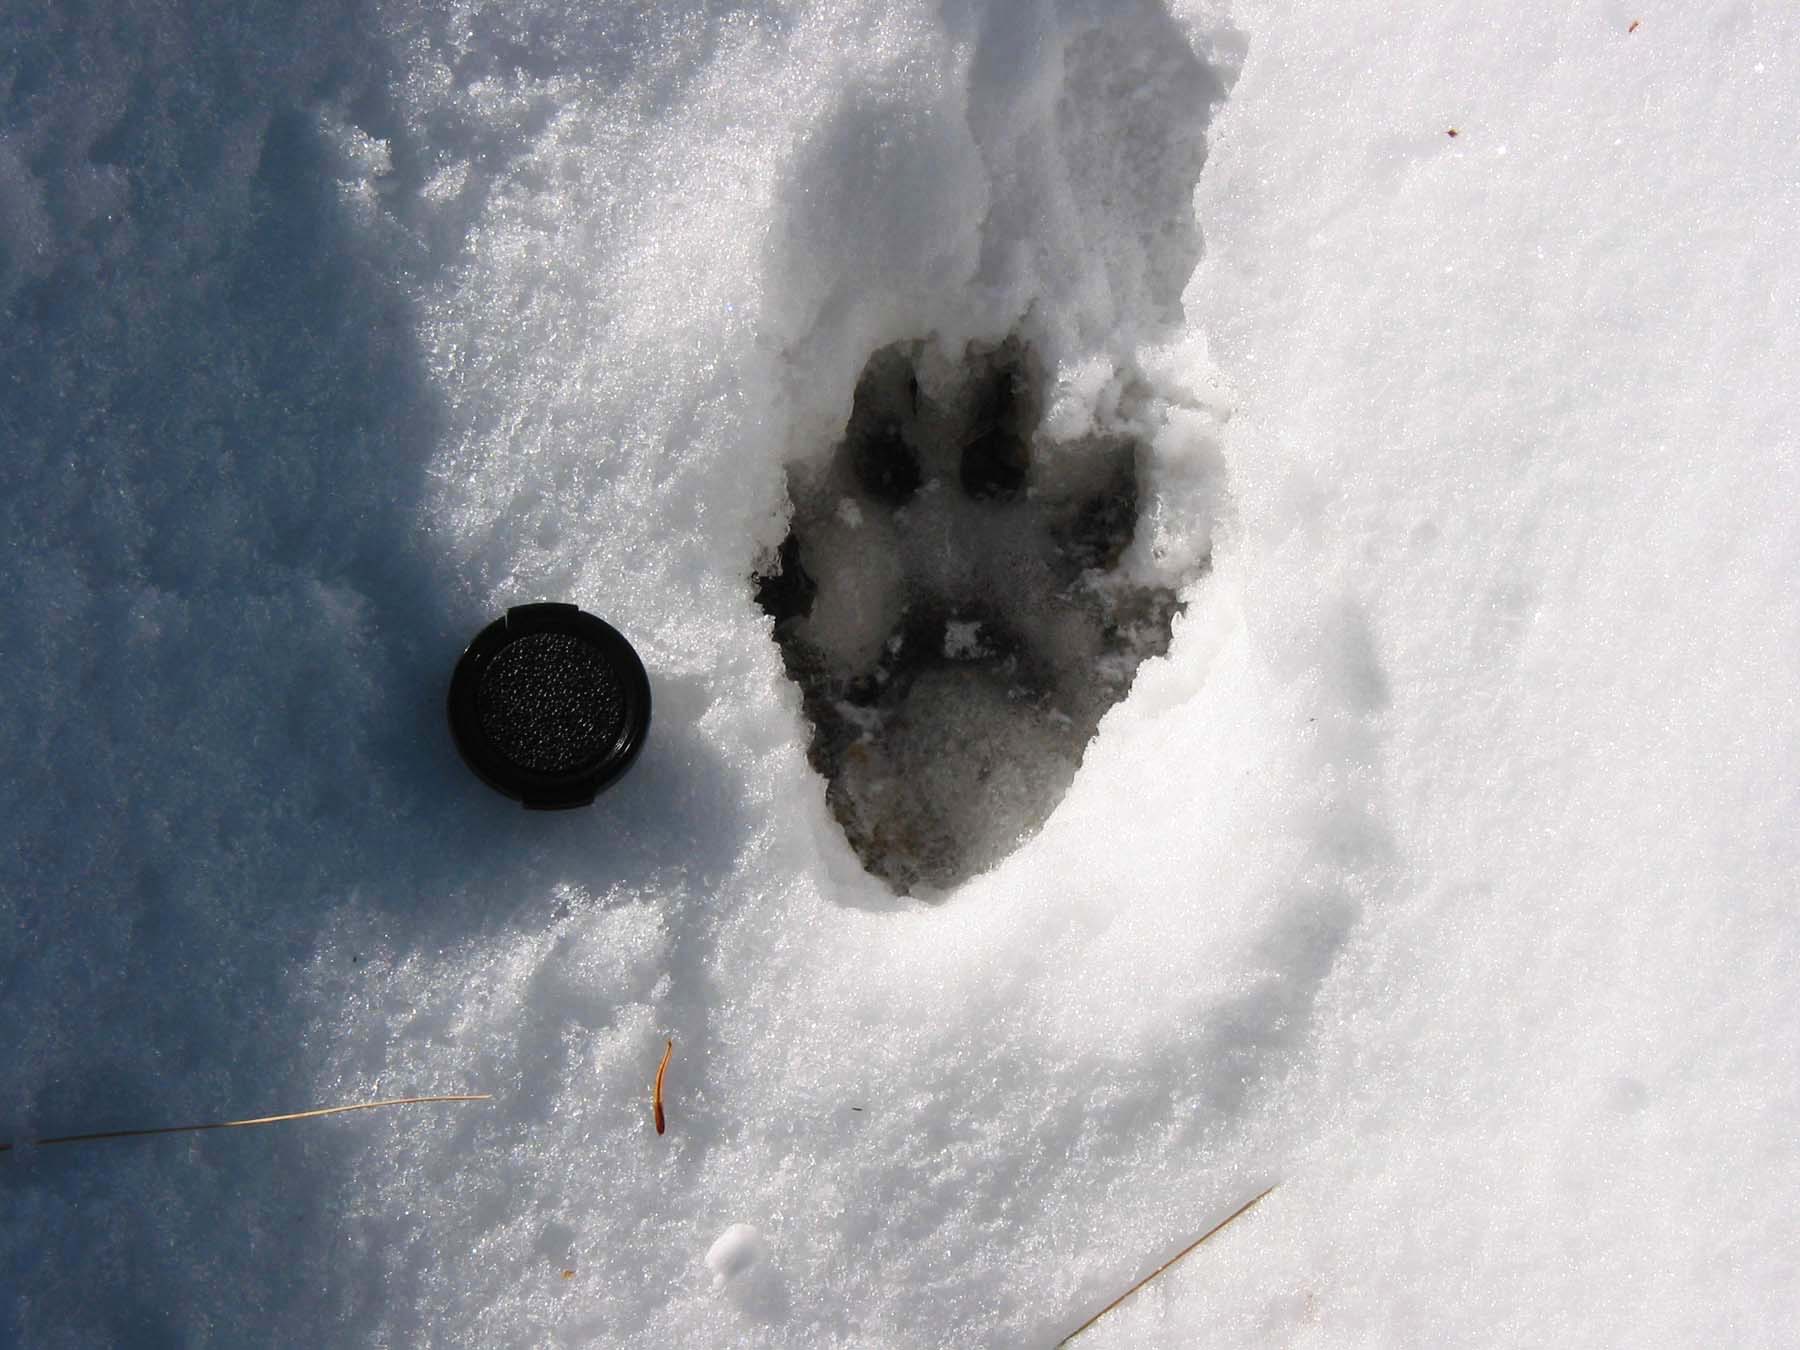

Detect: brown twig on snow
[1056,1185,1279,1346]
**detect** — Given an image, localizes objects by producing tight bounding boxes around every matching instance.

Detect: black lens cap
[447,603,651,809]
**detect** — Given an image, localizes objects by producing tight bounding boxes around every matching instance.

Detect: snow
[3,0,1796,1346]
[705,1223,769,1288]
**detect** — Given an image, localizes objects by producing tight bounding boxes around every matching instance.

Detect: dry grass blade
[0,1094,492,1154]
[1056,1184,1278,1347]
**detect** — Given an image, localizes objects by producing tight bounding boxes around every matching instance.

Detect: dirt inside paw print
[757,336,1185,895]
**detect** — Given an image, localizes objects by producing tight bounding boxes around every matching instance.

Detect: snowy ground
[3,1,1797,1346]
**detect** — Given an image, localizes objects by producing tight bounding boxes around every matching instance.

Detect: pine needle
[652,1039,673,1136]
[1056,1184,1278,1347]
[0,1094,492,1154]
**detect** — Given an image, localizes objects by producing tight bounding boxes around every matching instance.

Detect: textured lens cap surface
[448,603,651,809]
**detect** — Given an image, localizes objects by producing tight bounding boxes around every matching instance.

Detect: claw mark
[653,1039,673,1135]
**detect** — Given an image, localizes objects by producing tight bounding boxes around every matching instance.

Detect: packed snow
[2,0,1796,1346]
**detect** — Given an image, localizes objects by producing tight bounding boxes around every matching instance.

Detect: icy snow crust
[2,1,1796,1348]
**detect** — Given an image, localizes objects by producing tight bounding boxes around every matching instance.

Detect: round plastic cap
[447,603,651,809]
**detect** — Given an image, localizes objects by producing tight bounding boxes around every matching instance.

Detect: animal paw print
[758,336,1181,895]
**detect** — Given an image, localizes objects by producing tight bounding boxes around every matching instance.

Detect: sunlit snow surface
[3,1,1797,1345]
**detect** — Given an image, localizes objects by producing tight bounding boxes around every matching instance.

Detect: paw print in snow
[758,336,1183,895]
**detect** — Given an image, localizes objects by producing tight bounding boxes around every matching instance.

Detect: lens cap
[447,603,651,809]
